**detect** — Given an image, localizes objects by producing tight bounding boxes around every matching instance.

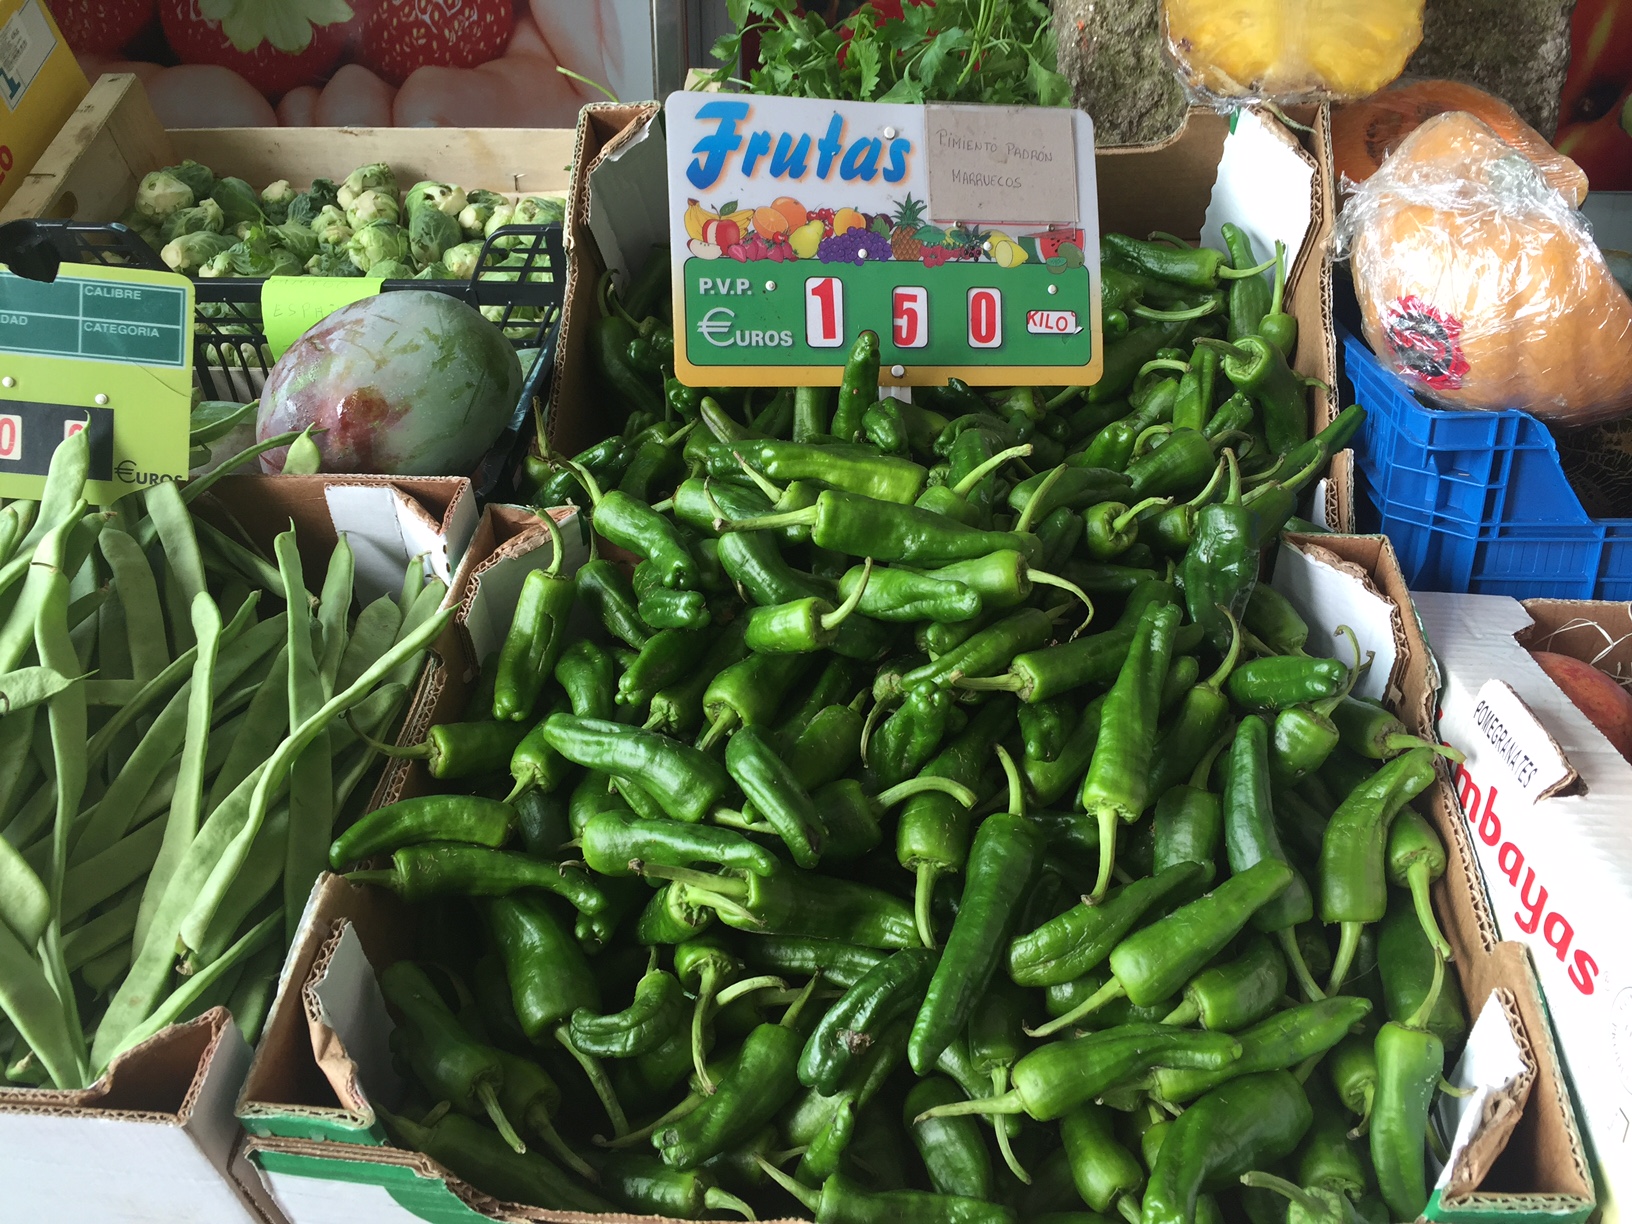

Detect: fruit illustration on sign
[888,194,929,261]
[789,220,824,259]
[684,199,755,244]
[832,207,867,236]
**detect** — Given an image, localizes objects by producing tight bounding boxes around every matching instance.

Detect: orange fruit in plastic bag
[1334,79,1589,205]
[1163,0,1425,101]
[1348,112,1632,424]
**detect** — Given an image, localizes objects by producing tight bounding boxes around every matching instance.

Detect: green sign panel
[0,270,188,367]
[681,257,1094,374]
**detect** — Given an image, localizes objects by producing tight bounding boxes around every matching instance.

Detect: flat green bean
[318,536,354,697]
[336,596,402,691]
[188,804,287,972]
[62,819,165,925]
[225,942,282,1046]
[15,430,89,559]
[388,577,448,689]
[0,667,80,715]
[277,530,333,947]
[62,891,140,972]
[0,706,39,831]
[146,481,206,607]
[0,829,47,947]
[135,594,221,951]
[162,563,196,655]
[196,519,287,601]
[206,646,289,815]
[99,529,169,684]
[0,918,80,1089]
[0,513,85,674]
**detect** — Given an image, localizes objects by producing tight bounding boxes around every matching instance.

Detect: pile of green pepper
[337,235,1478,1224]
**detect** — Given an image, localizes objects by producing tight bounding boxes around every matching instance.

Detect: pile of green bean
[0,424,455,1090]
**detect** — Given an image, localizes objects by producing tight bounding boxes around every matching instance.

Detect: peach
[833,207,866,236]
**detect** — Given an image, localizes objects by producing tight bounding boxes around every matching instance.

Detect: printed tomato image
[57,0,620,128]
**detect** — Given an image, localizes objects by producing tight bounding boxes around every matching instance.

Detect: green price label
[0,265,193,504]
[262,276,384,359]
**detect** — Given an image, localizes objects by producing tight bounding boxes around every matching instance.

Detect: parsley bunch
[709,0,1070,107]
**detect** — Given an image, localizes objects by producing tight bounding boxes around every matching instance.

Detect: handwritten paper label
[1469,679,1576,800]
[924,104,1077,226]
[262,276,383,360]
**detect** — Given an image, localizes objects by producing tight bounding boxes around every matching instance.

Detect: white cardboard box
[1417,590,1632,1224]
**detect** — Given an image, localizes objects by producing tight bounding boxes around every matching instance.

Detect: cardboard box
[540,100,1350,513]
[1416,590,1632,1222]
[0,1008,283,1223]
[0,0,88,213]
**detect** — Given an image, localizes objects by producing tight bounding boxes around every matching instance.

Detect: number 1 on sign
[893,287,928,349]
[805,277,844,348]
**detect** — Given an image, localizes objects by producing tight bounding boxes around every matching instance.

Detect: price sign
[666,92,1102,388]
[0,263,192,503]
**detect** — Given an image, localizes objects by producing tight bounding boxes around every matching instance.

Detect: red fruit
[160,0,354,97]
[358,0,512,87]
[724,243,748,263]
[49,0,155,54]
[1529,650,1632,763]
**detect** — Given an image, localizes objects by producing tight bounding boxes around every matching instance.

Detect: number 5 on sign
[805,277,844,348]
[893,286,928,349]
[967,287,1002,349]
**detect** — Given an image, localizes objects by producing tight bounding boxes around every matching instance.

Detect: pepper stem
[1408,945,1447,1032]
[1139,358,1191,378]
[1025,976,1126,1038]
[1046,386,1083,412]
[537,510,564,580]
[1384,734,1465,764]
[1113,496,1173,534]
[1190,727,1235,790]
[1204,609,1243,693]
[732,452,786,502]
[1090,805,1119,904]
[696,709,739,752]
[859,690,897,763]
[631,860,750,900]
[1131,298,1221,322]
[705,1188,758,1220]
[1185,457,1228,510]
[996,743,1025,818]
[600,268,640,329]
[1221,449,1242,506]
[953,672,1025,695]
[1346,1085,1374,1139]
[713,506,819,534]
[1133,424,1172,458]
[1239,1172,1340,1223]
[1279,927,1326,1002]
[1312,626,1364,717]
[1194,337,1253,363]
[780,972,822,1029]
[875,775,977,810]
[475,1081,527,1154]
[1117,1195,1143,1224]
[1149,231,1193,248]
[1219,254,1279,280]
[991,1068,1030,1183]
[1407,862,1454,961]
[1270,241,1288,315]
[953,443,1033,499]
[1325,921,1363,996]
[756,1157,821,1211]
[691,966,721,1093]
[343,712,430,760]
[912,1087,1027,1122]
[502,776,531,805]
[822,559,871,630]
[915,863,940,950]
[342,868,397,891]
[552,457,604,507]
[1160,997,1201,1027]
[715,974,786,1010]
[1017,464,1068,534]
[1438,1076,1475,1098]
[1028,570,1096,637]
[552,1025,629,1137]
[530,1107,600,1178]
[595,1092,703,1148]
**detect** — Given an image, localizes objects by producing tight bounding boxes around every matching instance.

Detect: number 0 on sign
[967,288,1002,349]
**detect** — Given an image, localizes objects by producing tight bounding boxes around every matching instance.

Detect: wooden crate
[1,72,576,224]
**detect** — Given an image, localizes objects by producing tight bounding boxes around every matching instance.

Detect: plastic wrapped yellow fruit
[1163,0,1425,103]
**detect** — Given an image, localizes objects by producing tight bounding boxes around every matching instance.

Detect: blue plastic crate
[1342,328,1632,599]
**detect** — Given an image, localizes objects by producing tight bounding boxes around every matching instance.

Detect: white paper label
[1468,679,1575,799]
[924,104,1077,226]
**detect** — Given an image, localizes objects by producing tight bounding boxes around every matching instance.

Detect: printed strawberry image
[49,0,156,55]
[359,0,514,87]
[161,0,357,96]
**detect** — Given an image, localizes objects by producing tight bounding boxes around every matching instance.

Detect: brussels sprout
[483,304,542,340]
[514,196,565,226]
[160,231,234,274]
[270,222,319,263]
[305,249,363,278]
[199,251,235,279]
[408,206,461,269]
[483,202,515,239]
[210,177,265,229]
[337,162,398,210]
[442,241,485,280]
[414,261,454,279]
[367,259,415,281]
[260,179,296,223]
[312,205,352,248]
[457,189,505,238]
[403,180,468,218]
[346,221,411,272]
[160,198,225,243]
[234,221,258,240]
[135,171,195,222]
[346,188,400,228]
[287,177,339,227]
[269,247,304,277]
[162,160,216,202]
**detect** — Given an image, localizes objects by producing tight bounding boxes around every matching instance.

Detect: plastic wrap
[1334,79,1590,207]
[1162,0,1424,106]
[1335,112,1632,426]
